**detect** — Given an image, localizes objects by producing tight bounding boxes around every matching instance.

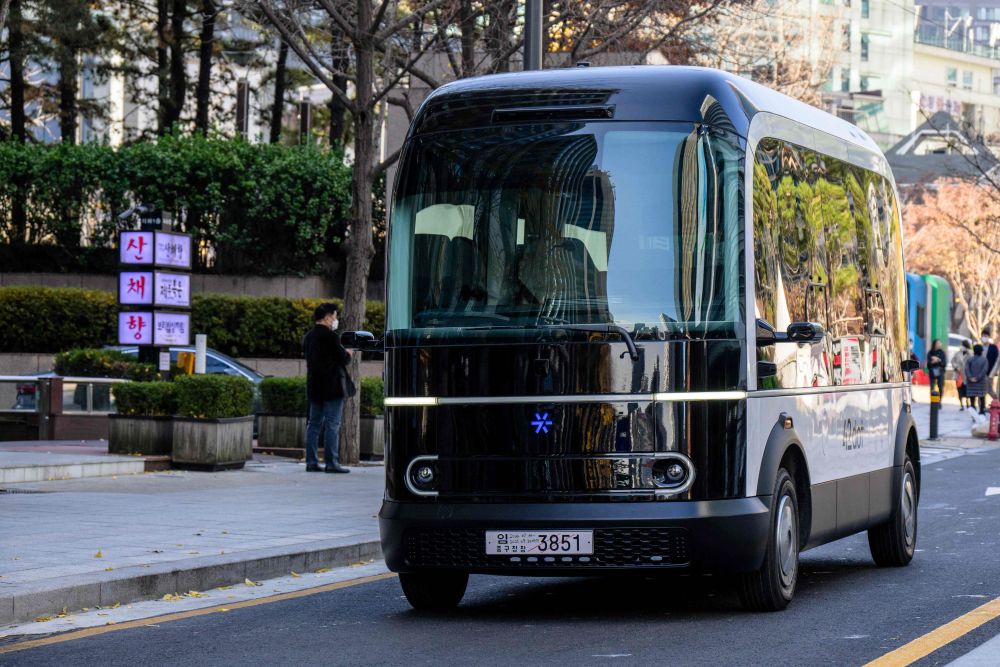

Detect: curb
[0,538,382,627]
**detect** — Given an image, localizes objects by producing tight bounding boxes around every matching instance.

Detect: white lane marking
[592,654,633,658]
[986,487,1000,496]
[945,630,1000,666]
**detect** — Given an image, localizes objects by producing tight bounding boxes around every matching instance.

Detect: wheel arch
[894,408,920,502]
[756,413,812,547]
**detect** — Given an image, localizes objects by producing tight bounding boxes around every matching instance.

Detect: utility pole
[524,0,542,71]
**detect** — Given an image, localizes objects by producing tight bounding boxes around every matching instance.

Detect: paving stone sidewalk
[1,458,383,625]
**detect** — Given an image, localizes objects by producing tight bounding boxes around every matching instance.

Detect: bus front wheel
[399,571,469,611]
[739,467,799,612]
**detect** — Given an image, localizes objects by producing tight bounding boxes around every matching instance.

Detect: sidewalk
[1,458,382,626]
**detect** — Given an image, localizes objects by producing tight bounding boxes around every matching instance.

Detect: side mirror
[786,322,825,343]
[901,358,920,373]
[755,319,778,347]
[341,330,380,350]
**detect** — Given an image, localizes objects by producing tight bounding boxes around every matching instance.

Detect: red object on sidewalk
[911,369,929,385]
[989,399,1000,441]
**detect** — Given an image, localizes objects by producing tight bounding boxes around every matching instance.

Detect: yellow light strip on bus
[653,391,748,402]
[384,397,440,406]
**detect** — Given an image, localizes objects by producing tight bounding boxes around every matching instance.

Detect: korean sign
[154,231,193,270]
[154,312,191,346]
[119,271,154,305]
[118,311,153,345]
[120,231,154,265]
[154,272,190,307]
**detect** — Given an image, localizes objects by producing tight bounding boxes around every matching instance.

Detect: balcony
[916,31,1000,61]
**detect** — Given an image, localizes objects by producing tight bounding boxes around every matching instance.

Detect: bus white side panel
[745,386,906,492]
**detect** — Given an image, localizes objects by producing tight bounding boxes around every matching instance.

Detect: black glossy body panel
[384,340,747,502]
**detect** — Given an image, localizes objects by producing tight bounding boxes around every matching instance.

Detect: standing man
[303,303,352,473]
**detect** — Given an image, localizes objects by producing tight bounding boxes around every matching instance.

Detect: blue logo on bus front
[531,412,553,434]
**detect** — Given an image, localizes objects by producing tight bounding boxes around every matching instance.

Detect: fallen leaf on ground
[105,567,113,571]
[290,571,301,578]
[94,550,103,558]
[218,586,230,590]
[111,602,120,609]
[218,607,230,612]
[162,593,182,601]
[34,615,52,622]
[187,591,205,598]
[244,578,261,587]
[314,568,331,574]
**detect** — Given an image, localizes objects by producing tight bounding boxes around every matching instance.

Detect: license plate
[485,531,594,555]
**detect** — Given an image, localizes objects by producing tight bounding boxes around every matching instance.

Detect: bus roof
[409,65,881,155]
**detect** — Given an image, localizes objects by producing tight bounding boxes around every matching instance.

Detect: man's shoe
[325,463,351,474]
[305,464,323,472]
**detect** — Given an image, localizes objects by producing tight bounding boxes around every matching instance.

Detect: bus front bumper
[379,497,771,575]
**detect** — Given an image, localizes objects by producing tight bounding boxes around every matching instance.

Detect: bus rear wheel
[399,571,469,611]
[739,467,799,612]
[868,456,917,567]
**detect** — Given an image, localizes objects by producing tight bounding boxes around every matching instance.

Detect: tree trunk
[156,0,170,133]
[328,27,348,147]
[339,1,377,466]
[9,0,25,142]
[8,0,26,242]
[168,0,187,129]
[269,39,288,144]
[57,49,79,144]
[194,0,217,134]
[460,0,475,77]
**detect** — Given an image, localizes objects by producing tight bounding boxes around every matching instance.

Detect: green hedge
[113,382,178,416]
[259,376,307,415]
[0,286,384,357]
[0,135,354,276]
[361,377,384,416]
[174,375,254,419]
[260,375,383,415]
[54,348,157,381]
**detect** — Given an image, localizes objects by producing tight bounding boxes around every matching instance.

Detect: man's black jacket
[303,325,351,401]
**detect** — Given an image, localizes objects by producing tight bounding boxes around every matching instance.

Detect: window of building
[843,23,852,50]
[861,33,870,61]
[963,70,973,90]
[860,75,869,91]
[861,0,869,18]
[841,68,851,92]
[947,67,957,87]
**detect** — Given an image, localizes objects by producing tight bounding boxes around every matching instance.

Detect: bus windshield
[387,122,744,340]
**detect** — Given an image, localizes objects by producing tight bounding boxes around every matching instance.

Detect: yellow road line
[0,572,397,656]
[865,595,1000,667]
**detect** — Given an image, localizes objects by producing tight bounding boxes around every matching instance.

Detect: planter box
[172,416,254,471]
[360,415,385,460]
[109,415,173,456]
[257,413,306,449]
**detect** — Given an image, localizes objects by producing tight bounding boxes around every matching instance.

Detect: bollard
[929,387,940,440]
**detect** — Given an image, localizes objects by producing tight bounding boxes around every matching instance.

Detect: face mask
[331,318,339,331]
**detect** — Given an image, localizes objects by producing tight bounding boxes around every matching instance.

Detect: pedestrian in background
[965,344,991,415]
[926,338,946,398]
[302,303,352,474]
[952,339,972,409]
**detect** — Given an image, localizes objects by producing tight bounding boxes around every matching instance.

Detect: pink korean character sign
[118,311,153,345]
[120,231,154,265]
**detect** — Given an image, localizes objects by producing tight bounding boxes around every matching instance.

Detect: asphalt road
[5,448,1000,667]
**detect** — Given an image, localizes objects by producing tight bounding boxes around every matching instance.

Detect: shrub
[54,348,157,381]
[0,286,385,359]
[174,375,254,419]
[0,287,117,354]
[360,376,384,416]
[259,376,308,415]
[113,382,178,416]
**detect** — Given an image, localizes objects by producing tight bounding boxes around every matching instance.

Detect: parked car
[115,346,264,385]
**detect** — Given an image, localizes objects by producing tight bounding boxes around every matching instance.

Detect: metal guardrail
[0,376,127,415]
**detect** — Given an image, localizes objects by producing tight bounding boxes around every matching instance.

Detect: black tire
[868,456,918,567]
[399,571,469,611]
[739,468,799,612]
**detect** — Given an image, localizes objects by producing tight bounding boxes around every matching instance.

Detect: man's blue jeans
[305,398,344,467]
